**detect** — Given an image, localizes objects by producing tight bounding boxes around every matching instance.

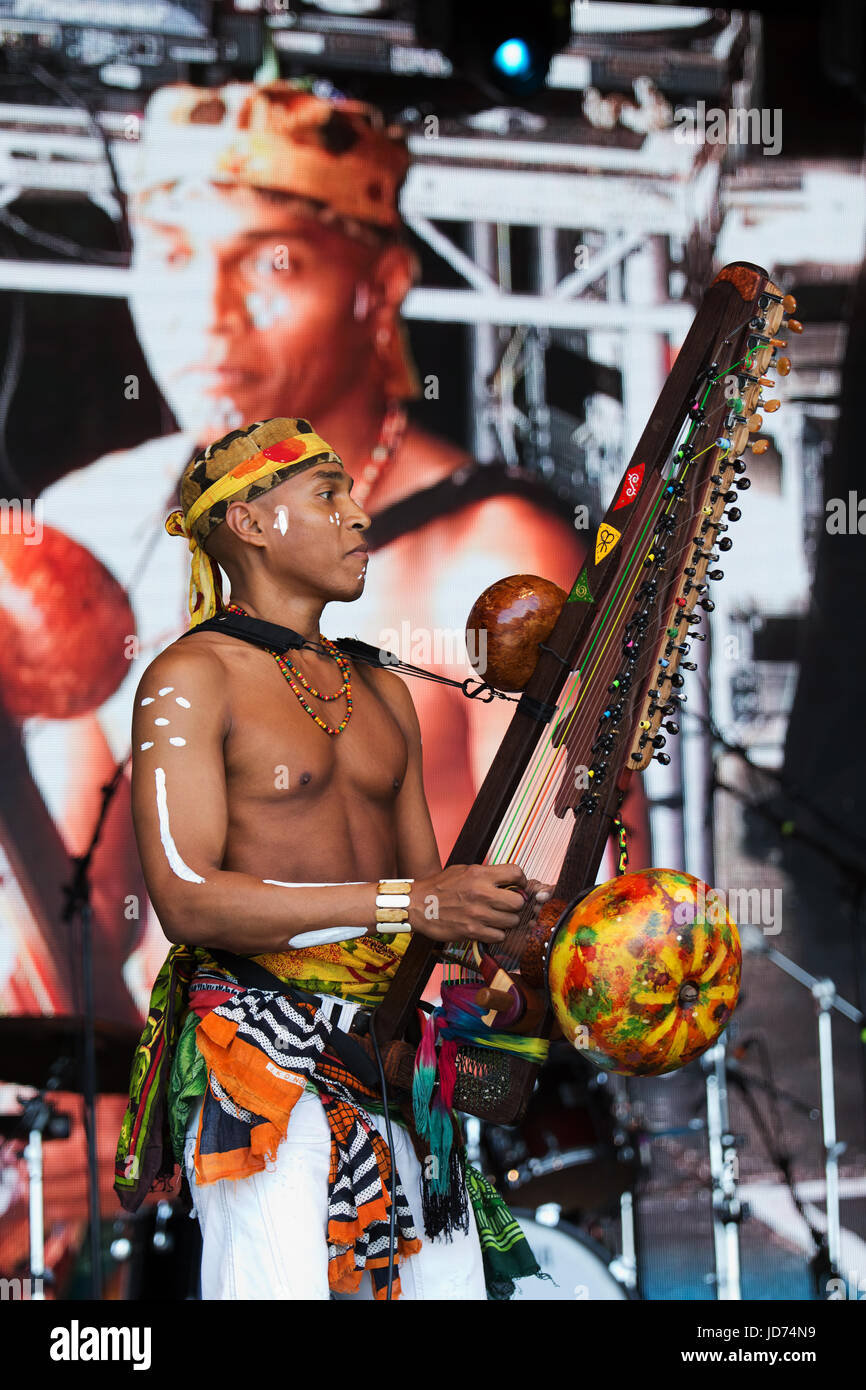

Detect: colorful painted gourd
[547,868,741,1076]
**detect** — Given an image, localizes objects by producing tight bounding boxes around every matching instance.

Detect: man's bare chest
[221,654,409,810]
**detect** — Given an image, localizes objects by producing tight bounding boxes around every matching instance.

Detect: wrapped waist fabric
[252,928,411,1005]
[115,938,545,1299]
[115,942,421,1298]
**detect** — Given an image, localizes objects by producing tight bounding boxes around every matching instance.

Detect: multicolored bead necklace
[226,602,354,736]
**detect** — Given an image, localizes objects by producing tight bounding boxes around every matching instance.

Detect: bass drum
[512,1212,635,1301]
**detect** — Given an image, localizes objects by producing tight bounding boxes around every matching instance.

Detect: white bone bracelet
[375,878,413,933]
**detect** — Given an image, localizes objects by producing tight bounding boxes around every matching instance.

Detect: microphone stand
[738,927,861,1286]
[60,754,130,1301]
[695,710,866,1291]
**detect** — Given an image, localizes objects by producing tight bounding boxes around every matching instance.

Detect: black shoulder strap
[178,609,308,653]
[177,607,398,670]
[365,457,575,550]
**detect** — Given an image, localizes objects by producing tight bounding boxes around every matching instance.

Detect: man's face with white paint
[218,459,371,604]
[129,181,385,444]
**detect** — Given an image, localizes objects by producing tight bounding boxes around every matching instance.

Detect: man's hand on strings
[407,865,557,944]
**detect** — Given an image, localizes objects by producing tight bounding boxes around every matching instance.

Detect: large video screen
[0,2,863,1302]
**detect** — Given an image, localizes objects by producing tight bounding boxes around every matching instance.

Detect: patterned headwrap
[131,80,418,399]
[166,417,340,627]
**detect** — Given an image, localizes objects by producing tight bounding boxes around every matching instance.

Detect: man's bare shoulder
[134,633,232,707]
[384,422,472,501]
[444,489,583,562]
[358,661,420,737]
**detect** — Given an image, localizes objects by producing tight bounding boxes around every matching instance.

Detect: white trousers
[183,1082,487,1300]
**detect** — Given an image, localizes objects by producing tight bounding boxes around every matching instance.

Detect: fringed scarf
[411,982,550,1238]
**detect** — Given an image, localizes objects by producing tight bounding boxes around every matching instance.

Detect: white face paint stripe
[154,767,204,884]
[176,697,191,709]
[287,927,368,948]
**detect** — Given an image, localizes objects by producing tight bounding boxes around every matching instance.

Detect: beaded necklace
[226,601,354,737]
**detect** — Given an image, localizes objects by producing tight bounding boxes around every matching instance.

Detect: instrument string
[487,454,689,864]
[479,424,728,972]
[450,301,775,985]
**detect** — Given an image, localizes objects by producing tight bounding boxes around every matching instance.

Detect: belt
[209,949,379,1090]
[313,991,370,1036]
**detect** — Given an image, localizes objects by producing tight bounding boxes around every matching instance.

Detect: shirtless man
[120,416,551,1300]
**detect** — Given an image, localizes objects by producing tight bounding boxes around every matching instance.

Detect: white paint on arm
[154,766,205,884]
[287,927,367,947]
[262,880,370,948]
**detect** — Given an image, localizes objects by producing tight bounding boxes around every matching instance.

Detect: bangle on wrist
[375,878,413,934]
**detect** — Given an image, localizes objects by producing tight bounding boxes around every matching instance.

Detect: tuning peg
[699,598,715,612]
[750,439,770,454]
[782,294,797,313]
[747,413,763,431]
[785,319,804,334]
[653,752,672,766]
[681,661,698,671]
[735,477,751,490]
[652,734,667,748]
[725,506,742,521]
[762,399,781,412]
[663,720,680,735]
[718,536,733,551]
[758,377,775,387]
[732,458,748,474]
[769,338,787,349]
[776,356,791,376]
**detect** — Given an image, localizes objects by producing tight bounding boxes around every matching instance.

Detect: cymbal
[0,1016,140,1094]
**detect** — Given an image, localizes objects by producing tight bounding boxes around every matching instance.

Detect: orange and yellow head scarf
[166,417,341,627]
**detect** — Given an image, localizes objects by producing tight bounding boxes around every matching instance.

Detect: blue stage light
[492,38,532,78]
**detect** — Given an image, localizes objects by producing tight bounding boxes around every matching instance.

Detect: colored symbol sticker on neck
[594,522,621,566]
[612,463,645,511]
[567,565,594,604]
